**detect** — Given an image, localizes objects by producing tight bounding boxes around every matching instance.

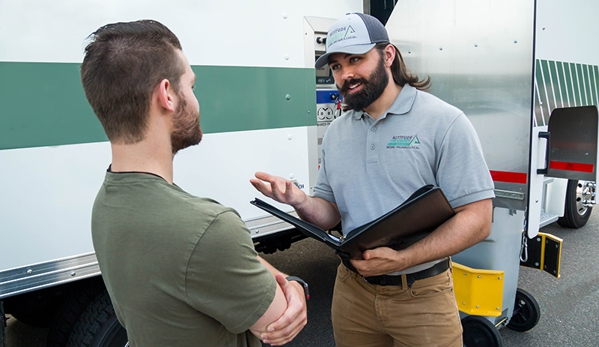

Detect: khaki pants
[331,263,463,347]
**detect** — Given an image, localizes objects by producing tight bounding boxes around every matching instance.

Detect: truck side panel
[0,0,363,296]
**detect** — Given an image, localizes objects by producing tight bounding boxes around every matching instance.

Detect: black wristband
[286,276,310,300]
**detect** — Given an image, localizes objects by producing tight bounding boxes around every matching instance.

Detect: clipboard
[250,185,455,259]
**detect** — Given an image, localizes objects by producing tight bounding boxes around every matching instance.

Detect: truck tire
[66,290,128,347]
[46,281,105,347]
[557,179,593,228]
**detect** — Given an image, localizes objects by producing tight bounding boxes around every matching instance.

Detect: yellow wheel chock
[452,262,504,317]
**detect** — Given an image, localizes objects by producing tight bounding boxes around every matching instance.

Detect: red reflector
[549,161,595,173]
[490,170,527,184]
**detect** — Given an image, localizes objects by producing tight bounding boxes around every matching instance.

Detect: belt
[362,258,450,287]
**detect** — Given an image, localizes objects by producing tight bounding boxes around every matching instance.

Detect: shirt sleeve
[184,210,276,334]
[313,133,336,203]
[436,113,495,208]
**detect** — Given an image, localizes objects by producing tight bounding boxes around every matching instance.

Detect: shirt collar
[350,84,417,120]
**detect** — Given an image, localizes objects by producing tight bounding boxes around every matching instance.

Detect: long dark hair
[374,42,431,92]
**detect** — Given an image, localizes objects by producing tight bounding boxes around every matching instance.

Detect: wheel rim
[507,289,540,332]
[575,180,592,216]
[462,316,502,347]
[463,326,494,346]
[510,297,533,326]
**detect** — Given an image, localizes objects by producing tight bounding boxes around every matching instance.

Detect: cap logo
[328,25,358,48]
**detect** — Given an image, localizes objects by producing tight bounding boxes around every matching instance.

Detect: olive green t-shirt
[92,172,276,347]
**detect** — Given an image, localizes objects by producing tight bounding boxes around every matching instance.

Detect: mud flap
[452,262,504,317]
[520,232,563,278]
[542,106,598,182]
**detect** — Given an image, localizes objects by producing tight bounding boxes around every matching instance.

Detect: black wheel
[462,316,503,347]
[507,288,540,332]
[557,179,593,228]
[66,290,128,347]
[46,280,105,347]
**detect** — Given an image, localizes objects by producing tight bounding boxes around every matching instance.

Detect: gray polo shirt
[313,84,495,273]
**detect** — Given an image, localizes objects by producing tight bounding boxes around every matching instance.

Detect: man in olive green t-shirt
[81,20,307,347]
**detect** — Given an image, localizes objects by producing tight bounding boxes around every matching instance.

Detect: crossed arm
[249,257,308,346]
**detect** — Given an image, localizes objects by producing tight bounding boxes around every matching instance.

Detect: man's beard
[338,57,389,112]
[171,94,203,154]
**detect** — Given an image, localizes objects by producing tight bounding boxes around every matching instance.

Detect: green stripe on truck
[535,59,599,126]
[0,62,316,150]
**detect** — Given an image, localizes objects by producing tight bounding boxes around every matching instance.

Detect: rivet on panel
[287,134,293,140]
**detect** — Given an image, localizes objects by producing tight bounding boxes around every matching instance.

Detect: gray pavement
[5,210,599,346]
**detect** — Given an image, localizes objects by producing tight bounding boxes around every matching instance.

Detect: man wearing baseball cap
[252,13,494,347]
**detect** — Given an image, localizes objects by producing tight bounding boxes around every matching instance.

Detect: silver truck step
[539,210,559,228]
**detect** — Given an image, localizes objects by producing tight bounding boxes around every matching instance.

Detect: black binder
[250,185,455,259]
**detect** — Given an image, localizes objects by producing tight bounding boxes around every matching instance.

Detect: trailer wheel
[461,316,503,347]
[506,288,540,332]
[65,290,128,347]
[46,281,105,347]
[557,179,593,228]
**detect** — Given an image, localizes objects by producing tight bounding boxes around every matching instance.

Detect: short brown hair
[375,43,431,92]
[81,20,185,144]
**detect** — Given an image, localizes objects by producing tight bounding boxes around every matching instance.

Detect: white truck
[1,1,597,346]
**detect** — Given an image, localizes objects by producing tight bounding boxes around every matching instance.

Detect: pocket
[336,262,352,282]
[409,269,453,298]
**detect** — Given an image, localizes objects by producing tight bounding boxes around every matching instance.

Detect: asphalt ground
[5,209,599,347]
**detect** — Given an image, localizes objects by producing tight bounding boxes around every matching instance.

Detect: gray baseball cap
[315,13,389,69]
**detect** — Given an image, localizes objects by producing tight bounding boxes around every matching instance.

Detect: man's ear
[384,44,396,68]
[156,79,176,113]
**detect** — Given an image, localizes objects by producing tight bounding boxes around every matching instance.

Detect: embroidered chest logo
[386,135,421,149]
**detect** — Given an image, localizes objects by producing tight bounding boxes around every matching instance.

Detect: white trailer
[0,1,363,345]
[1,0,597,346]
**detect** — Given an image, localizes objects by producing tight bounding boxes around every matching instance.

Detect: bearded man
[81,20,308,347]
[250,13,495,347]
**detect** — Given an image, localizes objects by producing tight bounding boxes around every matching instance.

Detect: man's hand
[250,172,307,207]
[350,247,410,277]
[260,273,308,346]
